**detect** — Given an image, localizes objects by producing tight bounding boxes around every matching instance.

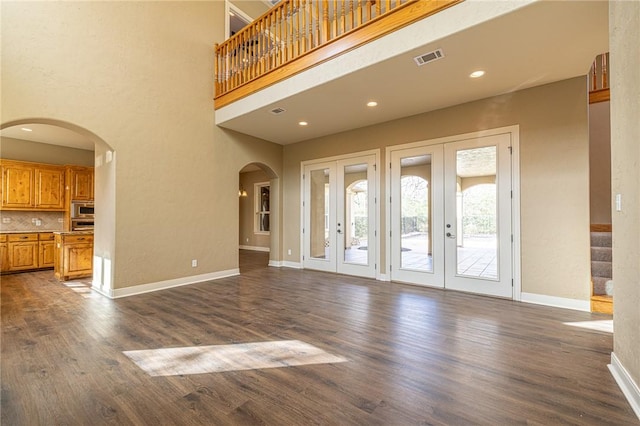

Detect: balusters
[214,0,427,97]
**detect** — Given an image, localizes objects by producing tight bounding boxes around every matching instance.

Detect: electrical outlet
[1,217,11,224]
[288,249,292,255]
[35,219,42,226]
[191,259,198,267]
[58,218,64,223]
[246,238,249,243]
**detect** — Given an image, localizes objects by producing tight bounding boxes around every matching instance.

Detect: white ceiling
[216,0,609,145]
[1,123,95,151]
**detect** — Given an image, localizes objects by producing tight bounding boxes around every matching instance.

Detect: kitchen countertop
[53,230,94,235]
[1,230,61,234]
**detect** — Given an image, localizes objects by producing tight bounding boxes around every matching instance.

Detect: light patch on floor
[123,340,348,376]
[564,320,613,333]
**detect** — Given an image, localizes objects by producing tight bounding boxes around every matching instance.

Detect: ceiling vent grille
[413,48,444,66]
[270,107,286,115]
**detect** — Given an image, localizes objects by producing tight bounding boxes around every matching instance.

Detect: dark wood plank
[1,252,637,425]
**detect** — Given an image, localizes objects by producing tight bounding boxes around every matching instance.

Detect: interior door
[389,145,444,287]
[303,155,377,278]
[443,134,513,298]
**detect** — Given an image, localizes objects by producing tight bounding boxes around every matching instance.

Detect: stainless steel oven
[72,202,95,219]
[71,219,95,231]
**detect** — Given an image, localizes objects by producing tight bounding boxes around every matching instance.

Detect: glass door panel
[337,156,376,278]
[303,162,336,272]
[341,164,368,265]
[455,146,498,279]
[390,146,444,287]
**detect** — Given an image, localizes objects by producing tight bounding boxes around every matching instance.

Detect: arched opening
[238,162,279,273]
[1,118,116,295]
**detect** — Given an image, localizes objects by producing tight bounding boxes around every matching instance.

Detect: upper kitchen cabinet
[1,159,65,210]
[66,166,94,201]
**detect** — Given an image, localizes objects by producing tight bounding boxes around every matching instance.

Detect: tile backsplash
[0,211,64,232]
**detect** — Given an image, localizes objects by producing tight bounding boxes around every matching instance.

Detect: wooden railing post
[323,0,330,43]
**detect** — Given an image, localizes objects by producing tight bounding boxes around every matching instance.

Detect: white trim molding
[103,269,240,299]
[609,352,640,420]
[281,261,303,269]
[239,245,270,252]
[520,292,590,312]
[268,259,282,267]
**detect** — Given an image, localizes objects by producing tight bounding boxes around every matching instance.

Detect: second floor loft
[214,0,609,145]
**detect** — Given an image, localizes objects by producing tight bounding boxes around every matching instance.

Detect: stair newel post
[601,53,608,90]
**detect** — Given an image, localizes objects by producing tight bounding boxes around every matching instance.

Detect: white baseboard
[109,269,240,299]
[239,245,270,252]
[378,273,389,282]
[268,260,282,267]
[609,352,640,420]
[520,292,590,312]
[281,261,302,269]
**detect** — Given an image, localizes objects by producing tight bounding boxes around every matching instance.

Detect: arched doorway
[1,118,116,295]
[238,162,278,273]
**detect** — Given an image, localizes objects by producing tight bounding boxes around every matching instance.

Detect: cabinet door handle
[77,238,85,241]
[20,236,29,239]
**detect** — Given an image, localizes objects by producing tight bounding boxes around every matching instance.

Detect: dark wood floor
[2,250,637,425]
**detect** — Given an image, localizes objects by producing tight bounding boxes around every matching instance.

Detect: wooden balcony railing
[214,0,463,109]
[589,52,610,104]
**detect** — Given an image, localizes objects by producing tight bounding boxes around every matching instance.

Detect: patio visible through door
[303,153,377,278]
[388,131,514,298]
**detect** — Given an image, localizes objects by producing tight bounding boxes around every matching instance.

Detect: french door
[303,154,377,278]
[389,133,514,298]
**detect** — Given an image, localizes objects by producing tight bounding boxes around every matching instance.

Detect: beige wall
[1,1,282,292]
[0,137,94,166]
[283,77,591,301]
[610,0,640,394]
[589,101,612,224]
[239,169,271,249]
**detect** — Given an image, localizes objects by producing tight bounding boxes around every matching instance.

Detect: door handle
[446,232,456,238]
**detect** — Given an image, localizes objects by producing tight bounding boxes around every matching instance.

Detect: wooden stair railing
[589,52,610,104]
[214,0,463,109]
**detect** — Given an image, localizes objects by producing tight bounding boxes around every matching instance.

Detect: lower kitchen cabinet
[0,235,9,271]
[39,233,56,268]
[54,233,93,281]
[1,232,57,272]
[7,233,39,271]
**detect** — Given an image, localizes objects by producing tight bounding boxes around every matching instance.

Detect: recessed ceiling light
[367,101,378,107]
[298,121,308,126]
[469,70,485,78]
[21,127,33,132]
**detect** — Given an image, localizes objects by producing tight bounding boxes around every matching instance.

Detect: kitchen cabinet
[1,160,65,210]
[54,232,93,281]
[38,233,56,268]
[1,232,56,272]
[7,233,39,271]
[0,235,8,272]
[66,166,94,201]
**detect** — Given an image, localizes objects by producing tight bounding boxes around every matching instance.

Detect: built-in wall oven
[71,202,94,230]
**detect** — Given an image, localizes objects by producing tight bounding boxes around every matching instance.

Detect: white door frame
[300,149,381,279]
[385,126,521,300]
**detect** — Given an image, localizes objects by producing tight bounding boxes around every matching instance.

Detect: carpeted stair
[591,232,612,295]
[591,231,613,314]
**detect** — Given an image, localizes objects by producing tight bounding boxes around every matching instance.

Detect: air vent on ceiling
[270,107,286,115]
[413,48,444,66]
